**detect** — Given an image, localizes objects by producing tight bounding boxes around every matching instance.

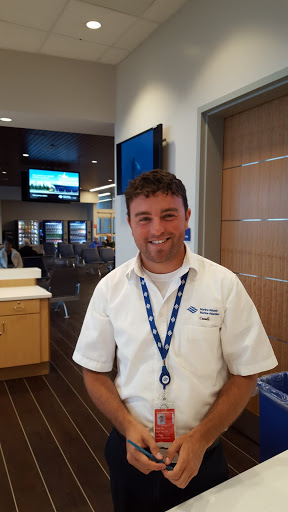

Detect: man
[89,236,101,249]
[0,237,23,268]
[102,233,115,249]
[73,170,277,512]
[19,238,38,257]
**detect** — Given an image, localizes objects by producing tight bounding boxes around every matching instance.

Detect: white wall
[115,0,288,265]
[2,198,93,228]
[0,49,115,135]
[0,50,115,242]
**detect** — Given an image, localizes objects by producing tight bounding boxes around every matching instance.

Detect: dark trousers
[105,428,229,512]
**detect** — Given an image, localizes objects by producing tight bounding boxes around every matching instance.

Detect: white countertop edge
[0,268,41,280]
[167,450,288,511]
[0,285,51,301]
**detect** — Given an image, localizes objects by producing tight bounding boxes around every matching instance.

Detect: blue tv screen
[116,124,162,195]
[28,169,80,203]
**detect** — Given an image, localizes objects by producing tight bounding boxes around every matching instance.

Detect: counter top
[168,450,288,511]
[0,286,51,301]
[0,268,41,280]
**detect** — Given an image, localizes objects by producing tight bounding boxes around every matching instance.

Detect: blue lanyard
[140,271,189,389]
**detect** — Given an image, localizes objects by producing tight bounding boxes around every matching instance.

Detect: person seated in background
[0,237,23,268]
[19,238,38,257]
[89,236,101,249]
[102,233,115,249]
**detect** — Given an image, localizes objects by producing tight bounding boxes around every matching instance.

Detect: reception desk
[168,450,288,511]
[0,268,51,380]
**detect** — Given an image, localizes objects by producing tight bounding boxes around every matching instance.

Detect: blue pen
[127,439,173,471]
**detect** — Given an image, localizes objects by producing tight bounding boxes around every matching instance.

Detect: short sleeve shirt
[73,245,277,437]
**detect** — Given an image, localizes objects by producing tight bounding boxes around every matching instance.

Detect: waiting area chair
[22,255,51,289]
[81,248,104,276]
[99,247,115,272]
[74,243,89,263]
[43,242,56,257]
[49,266,80,318]
[58,243,77,265]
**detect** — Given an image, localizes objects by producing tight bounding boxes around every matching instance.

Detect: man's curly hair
[125,169,188,219]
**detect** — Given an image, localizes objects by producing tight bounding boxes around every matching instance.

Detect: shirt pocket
[178,325,222,376]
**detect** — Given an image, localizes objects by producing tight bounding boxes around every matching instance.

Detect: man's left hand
[162,431,207,488]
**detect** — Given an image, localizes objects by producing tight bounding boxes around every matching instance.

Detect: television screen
[116,124,162,195]
[28,169,80,203]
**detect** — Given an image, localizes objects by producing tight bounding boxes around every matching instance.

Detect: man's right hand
[126,423,166,474]
[82,370,165,474]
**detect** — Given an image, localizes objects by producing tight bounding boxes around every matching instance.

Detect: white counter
[168,450,288,511]
[0,268,41,280]
[0,286,51,301]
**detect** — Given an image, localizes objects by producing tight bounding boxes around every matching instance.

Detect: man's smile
[149,238,170,245]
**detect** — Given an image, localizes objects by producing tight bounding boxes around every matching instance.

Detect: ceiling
[0,0,187,192]
[0,0,187,65]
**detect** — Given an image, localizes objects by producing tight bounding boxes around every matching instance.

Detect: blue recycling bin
[257,372,288,462]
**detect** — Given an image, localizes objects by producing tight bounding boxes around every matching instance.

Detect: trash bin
[257,372,288,462]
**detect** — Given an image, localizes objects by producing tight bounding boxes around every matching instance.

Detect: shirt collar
[126,243,199,280]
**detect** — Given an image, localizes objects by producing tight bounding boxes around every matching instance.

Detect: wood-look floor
[0,270,259,512]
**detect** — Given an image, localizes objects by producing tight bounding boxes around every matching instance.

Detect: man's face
[128,192,191,273]
[4,241,12,253]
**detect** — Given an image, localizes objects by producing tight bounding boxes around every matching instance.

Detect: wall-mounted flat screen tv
[116,124,163,195]
[26,169,80,203]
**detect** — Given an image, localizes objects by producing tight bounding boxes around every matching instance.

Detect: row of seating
[22,244,115,319]
[43,241,104,257]
[22,256,80,319]
[43,241,86,258]
[42,242,115,274]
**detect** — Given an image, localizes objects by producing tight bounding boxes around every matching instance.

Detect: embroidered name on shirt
[200,308,219,316]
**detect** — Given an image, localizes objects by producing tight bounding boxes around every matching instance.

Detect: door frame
[197,67,288,264]
[196,67,288,440]
[94,208,115,240]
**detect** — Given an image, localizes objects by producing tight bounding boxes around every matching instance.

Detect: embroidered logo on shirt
[187,306,198,314]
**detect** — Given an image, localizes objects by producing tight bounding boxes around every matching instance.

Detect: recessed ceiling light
[0,117,12,122]
[98,192,111,197]
[108,179,113,182]
[1,171,7,174]
[86,20,101,30]
[89,184,115,192]
[92,160,97,163]
[23,153,29,157]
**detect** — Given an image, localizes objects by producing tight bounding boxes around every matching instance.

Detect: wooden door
[0,314,41,368]
[221,94,288,414]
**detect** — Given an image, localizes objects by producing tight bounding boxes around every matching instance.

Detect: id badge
[154,408,175,443]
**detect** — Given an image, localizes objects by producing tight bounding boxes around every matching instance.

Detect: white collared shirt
[73,244,277,437]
